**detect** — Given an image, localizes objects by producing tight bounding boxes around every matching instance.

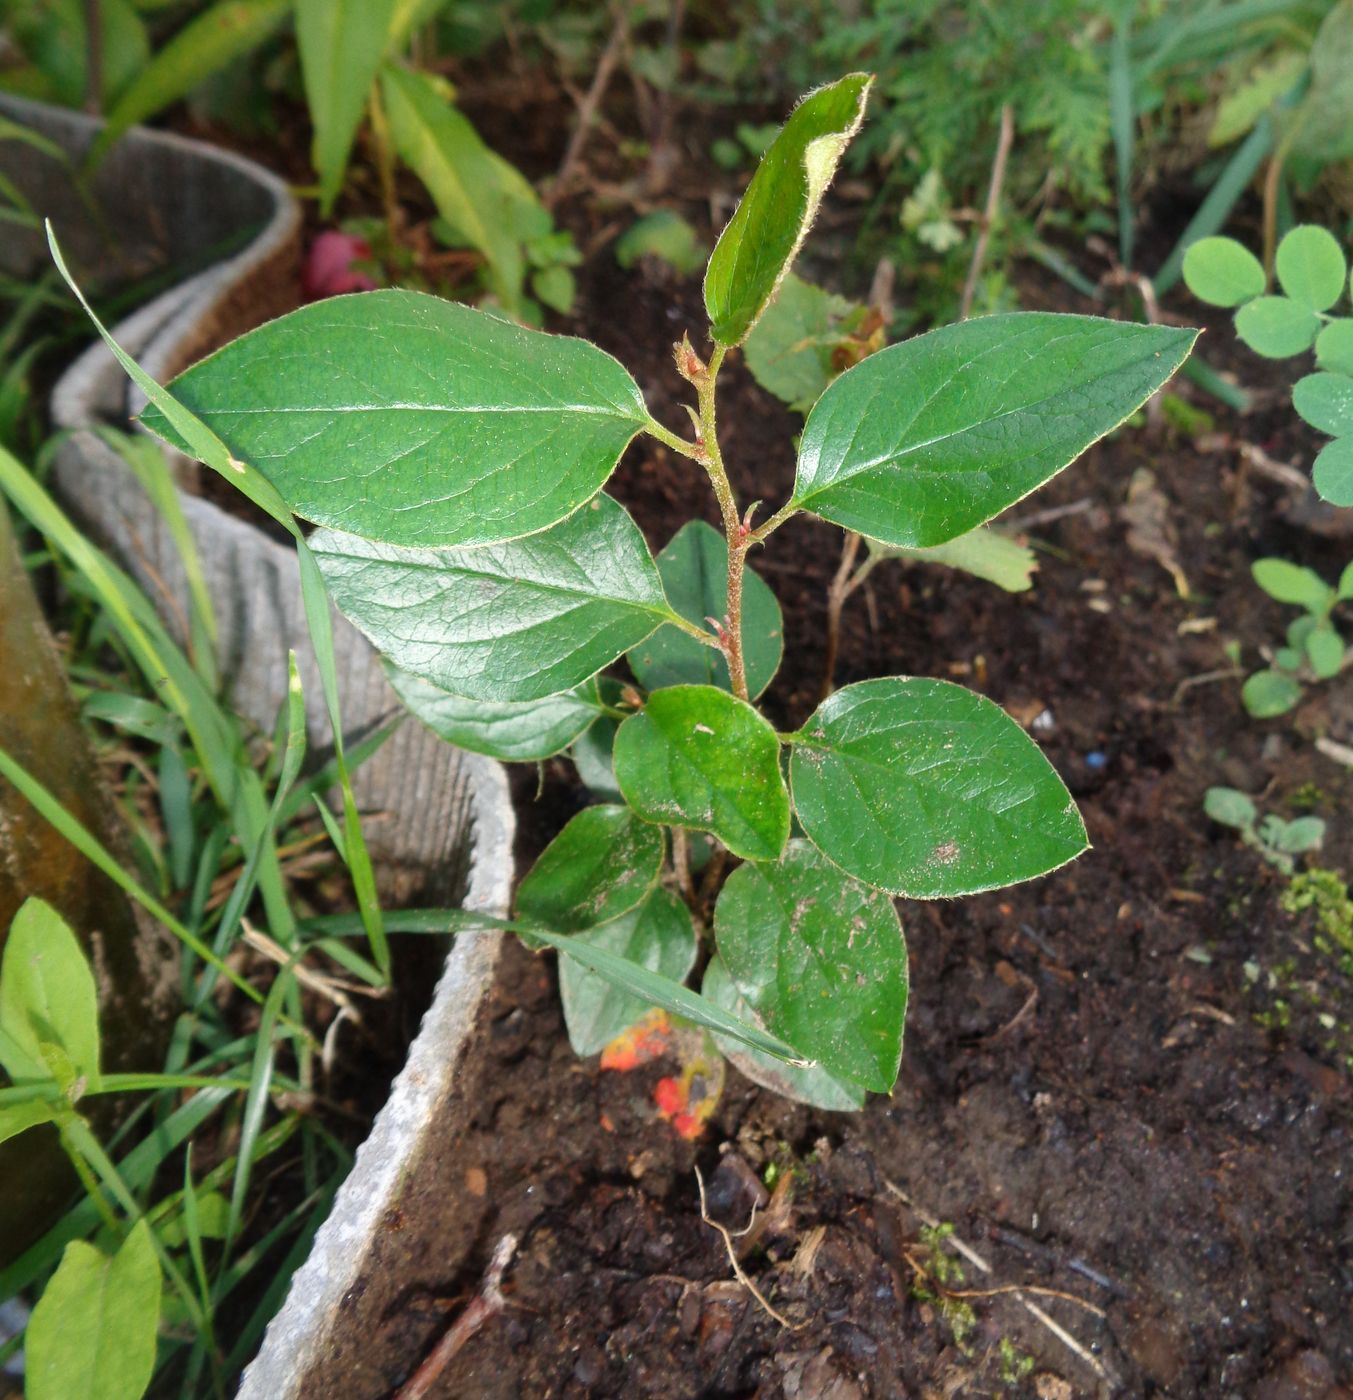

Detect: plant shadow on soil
[285,241,1353,1400]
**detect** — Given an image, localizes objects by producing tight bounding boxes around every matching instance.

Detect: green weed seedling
[1183,223,1353,505]
[1204,786,1325,874]
[81,76,1195,1108]
[1239,557,1352,717]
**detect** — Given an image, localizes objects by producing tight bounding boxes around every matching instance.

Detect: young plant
[1183,223,1353,504]
[1204,785,1325,874]
[80,75,1195,1108]
[1240,557,1352,718]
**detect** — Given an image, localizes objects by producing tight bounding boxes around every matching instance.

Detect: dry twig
[695,1166,801,1330]
[959,103,1015,320]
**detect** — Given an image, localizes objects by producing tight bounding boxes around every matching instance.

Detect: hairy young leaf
[613,685,790,861]
[790,315,1197,548]
[515,805,664,933]
[1242,669,1302,717]
[626,520,783,698]
[702,956,866,1111]
[387,664,610,761]
[1293,373,1353,437]
[1317,321,1353,376]
[1252,558,1334,610]
[1182,236,1266,307]
[867,526,1036,592]
[1234,296,1321,358]
[705,74,872,346]
[1204,786,1257,829]
[1275,226,1348,312]
[141,290,648,547]
[558,889,697,1056]
[790,678,1088,897]
[25,1220,160,1400]
[0,898,100,1088]
[310,496,675,702]
[713,841,906,1092]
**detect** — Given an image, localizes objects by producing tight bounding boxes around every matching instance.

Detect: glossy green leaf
[1291,0,1353,161]
[1276,226,1348,312]
[558,889,697,1056]
[1182,236,1266,307]
[1251,557,1333,610]
[1293,373,1353,437]
[868,525,1036,592]
[1306,627,1345,679]
[0,1096,56,1146]
[705,74,871,346]
[613,685,790,861]
[627,520,783,698]
[296,0,397,215]
[1242,669,1302,717]
[141,289,648,548]
[702,956,865,1111]
[1316,321,1353,377]
[790,678,1088,898]
[1313,436,1353,506]
[744,272,861,414]
[0,898,100,1088]
[92,0,290,162]
[571,678,626,798]
[387,664,610,761]
[1234,296,1321,358]
[515,804,664,933]
[310,495,675,702]
[790,314,1197,549]
[1204,786,1256,829]
[713,841,906,1092]
[25,1219,160,1400]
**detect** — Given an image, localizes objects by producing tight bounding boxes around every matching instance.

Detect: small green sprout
[1204,786,1326,874]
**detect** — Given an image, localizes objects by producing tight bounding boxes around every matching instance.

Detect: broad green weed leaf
[310,495,675,702]
[713,841,906,1092]
[1234,296,1320,357]
[1204,786,1257,829]
[744,273,861,414]
[0,898,100,1088]
[790,678,1088,897]
[1266,815,1326,854]
[25,1219,160,1400]
[1314,436,1353,506]
[141,289,648,548]
[1306,627,1345,678]
[868,525,1036,592]
[702,956,865,1111]
[296,0,397,215]
[388,665,608,761]
[1293,373,1353,437]
[1182,236,1266,307]
[614,211,707,277]
[1207,52,1305,148]
[1291,0,1353,161]
[516,805,664,933]
[0,1097,56,1145]
[1316,321,1353,376]
[627,520,783,699]
[790,314,1196,548]
[1242,669,1302,717]
[705,74,871,346]
[1252,558,1334,610]
[613,685,790,861]
[1275,226,1348,311]
[1338,561,1353,601]
[558,889,697,1056]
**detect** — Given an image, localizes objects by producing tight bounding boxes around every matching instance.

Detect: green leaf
[868,525,1037,593]
[627,520,783,699]
[1234,296,1321,358]
[296,0,398,216]
[571,679,626,798]
[9,0,149,112]
[1241,669,1302,717]
[744,273,861,415]
[702,956,865,1111]
[713,840,906,1093]
[1251,557,1334,610]
[1316,321,1353,377]
[789,678,1088,898]
[613,685,790,861]
[515,804,664,933]
[1204,786,1256,829]
[0,1096,56,1145]
[558,889,697,1056]
[1265,815,1326,854]
[531,265,575,315]
[1291,0,1353,162]
[1313,436,1353,506]
[1275,226,1348,312]
[1182,236,1266,308]
[614,211,707,277]
[0,898,100,1088]
[1337,561,1353,600]
[789,314,1197,549]
[141,289,647,548]
[387,664,608,761]
[1293,372,1353,437]
[1208,51,1306,148]
[705,74,872,346]
[92,0,291,163]
[1305,626,1345,679]
[310,495,674,702]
